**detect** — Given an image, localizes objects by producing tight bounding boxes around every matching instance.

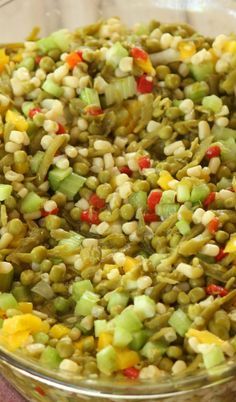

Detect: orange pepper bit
[115,348,140,370]
[66,51,83,69]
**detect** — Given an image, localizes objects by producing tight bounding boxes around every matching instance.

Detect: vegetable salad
[0,18,236,380]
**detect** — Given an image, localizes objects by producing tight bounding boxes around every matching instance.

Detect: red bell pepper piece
[56,123,66,134]
[137,74,154,93]
[205,145,221,159]
[89,193,105,209]
[131,47,148,61]
[215,248,228,262]
[119,166,133,176]
[138,156,151,170]
[29,107,42,118]
[203,192,216,209]
[81,209,100,225]
[144,212,159,223]
[123,367,140,379]
[147,190,162,212]
[206,284,228,297]
[207,217,219,234]
[41,207,59,217]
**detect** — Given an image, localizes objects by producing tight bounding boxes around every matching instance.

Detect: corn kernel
[6,110,28,131]
[178,41,196,60]
[224,235,236,253]
[18,302,33,314]
[123,256,139,273]
[186,329,224,346]
[157,170,174,190]
[49,324,70,339]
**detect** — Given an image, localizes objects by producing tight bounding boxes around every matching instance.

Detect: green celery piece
[220,138,236,168]
[141,341,167,361]
[134,295,156,319]
[160,190,176,204]
[0,293,17,310]
[0,184,12,201]
[184,81,209,103]
[115,309,143,332]
[190,183,210,203]
[189,61,214,81]
[75,291,100,316]
[37,36,57,53]
[156,203,179,219]
[128,191,147,210]
[168,309,192,336]
[48,167,72,191]
[94,320,109,337]
[72,280,94,301]
[212,125,236,141]
[58,232,84,251]
[30,151,44,174]
[107,292,129,313]
[129,330,150,351]
[21,191,43,213]
[40,346,62,369]
[80,88,101,107]
[217,177,232,191]
[202,345,225,369]
[19,56,35,72]
[176,219,191,235]
[57,173,86,200]
[113,327,133,348]
[202,94,223,113]
[96,345,117,375]
[105,76,137,106]
[42,79,63,98]
[106,42,128,68]
[51,29,72,52]
[177,182,191,203]
[22,101,34,116]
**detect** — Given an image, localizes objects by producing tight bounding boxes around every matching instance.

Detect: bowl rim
[1,346,236,399]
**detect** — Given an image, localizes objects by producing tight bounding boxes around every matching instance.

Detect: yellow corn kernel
[0,330,30,351]
[103,264,118,274]
[123,256,139,273]
[157,170,174,190]
[208,48,218,63]
[224,235,236,253]
[178,41,196,60]
[97,332,113,351]
[0,49,9,73]
[136,58,155,76]
[41,320,50,333]
[12,52,23,63]
[186,329,224,346]
[115,348,140,370]
[18,302,33,314]
[74,336,95,351]
[2,314,44,335]
[224,40,236,53]
[6,110,28,131]
[49,324,70,339]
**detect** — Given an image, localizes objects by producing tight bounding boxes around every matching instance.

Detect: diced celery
[190,183,210,203]
[48,167,72,191]
[107,292,129,313]
[34,332,49,344]
[51,29,72,52]
[75,291,100,316]
[31,280,54,300]
[94,320,109,337]
[184,81,209,103]
[0,184,12,201]
[37,36,57,53]
[42,79,63,98]
[105,76,137,106]
[141,341,167,361]
[156,203,179,219]
[189,61,214,81]
[96,345,117,375]
[217,177,232,191]
[202,345,225,369]
[80,88,101,107]
[19,56,35,71]
[0,293,17,310]
[22,101,34,116]
[72,280,94,301]
[160,190,176,204]
[149,253,168,267]
[128,191,147,210]
[58,231,84,250]
[212,126,236,141]
[129,330,150,351]
[134,295,156,319]
[30,151,44,174]
[168,309,192,336]
[21,191,43,213]
[57,173,86,200]
[53,296,71,314]
[113,327,133,348]
[202,95,223,113]
[40,346,62,369]
[220,138,236,168]
[177,182,191,203]
[176,219,191,235]
[106,42,128,68]
[114,309,143,333]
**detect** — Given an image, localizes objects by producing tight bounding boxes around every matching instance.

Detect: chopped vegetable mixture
[0,18,236,380]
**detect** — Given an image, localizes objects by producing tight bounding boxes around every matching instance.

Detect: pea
[86,176,99,190]
[40,259,53,273]
[7,218,25,235]
[98,170,111,184]
[159,357,173,372]
[147,172,158,188]
[73,162,89,176]
[20,270,35,286]
[31,246,47,263]
[56,340,74,358]
[78,131,89,143]
[133,180,150,192]
[52,283,68,294]
[165,106,182,120]
[4,196,16,210]
[145,38,161,52]
[99,209,119,222]
[162,290,178,305]
[215,230,229,243]
[45,215,62,230]
[39,56,55,72]
[48,48,61,61]
[189,278,205,288]
[49,264,66,283]
[34,332,49,344]
[96,183,112,199]
[70,207,82,221]
[167,346,183,359]
[177,292,190,305]
[156,65,170,80]
[53,296,71,314]
[188,287,206,303]
[33,113,45,127]
[158,125,173,139]
[165,74,181,89]
[120,204,135,220]
[51,193,67,207]
[224,222,236,234]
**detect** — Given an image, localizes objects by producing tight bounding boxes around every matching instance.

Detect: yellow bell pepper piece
[115,348,140,370]
[0,49,9,73]
[74,336,95,351]
[6,110,28,131]
[104,264,118,274]
[18,302,33,314]
[0,330,30,351]
[123,256,139,273]
[157,170,174,190]
[49,324,70,339]
[178,41,196,60]
[135,58,155,76]
[223,40,236,53]
[186,329,224,346]
[224,235,236,253]
[2,314,44,335]
[98,332,113,351]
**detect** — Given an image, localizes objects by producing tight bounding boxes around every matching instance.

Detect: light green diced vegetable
[129,330,150,351]
[106,42,128,68]
[114,309,143,333]
[42,79,63,98]
[72,280,94,301]
[149,253,168,267]
[107,292,129,313]
[156,203,179,219]
[202,95,223,113]
[59,232,84,251]
[80,88,101,107]
[48,167,72,191]
[40,346,62,369]
[75,291,100,316]
[141,341,167,360]
[96,345,117,375]
[94,320,109,337]
[184,81,209,103]
[113,327,133,348]
[168,309,192,336]
[176,219,191,235]
[37,36,57,53]
[30,151,45,174]
[189,61,214,81]
[134,295,156,319]
[0,184,12,201]
[202,345,225,369]
[190,183,210,203]
[51,29,72,52]
[160,190,176,204]
[177,182,191,203]
[105,76,137,106]
[128,191,147,210]
[57,173,86,200]
[21,191,43,213]
[0,293,17,310]
[22,101,34,116]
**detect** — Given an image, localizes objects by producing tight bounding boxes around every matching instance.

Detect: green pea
[167,346,183,359]
[39,56,55,72]
[31,246,47,263]
[86,176,99,190]
[215,230,229,244]
[165,74,181,89]
[73,162,89,176]
[56,340,74,358]
[156,65,170,80]
[145,38,161,52]
[49,264,66,283]
[20,270,35,286]
[98,170,111,184]
[99,209,119,222]
[4,196,16,210]
[48,48,61,61]
[147,172,158,188]
[165,106,182,120]
[53,296,71,314]
[224,222,236,234]
[177,292,190,305]
[34,332,49,344]
[51,193,67,207]
[162,290,178,305]
[158,125,173,139]
[51,283,68,294]
[45,215,62,230]
[40,259,53,273]
[96,183,112,199]
[133,180,150,192]
[33,113,45,127]
[7,218,24,235]
[188,287,206,303]
[159,357,173,372]
[70,207,82,221]
[120,204,135,220]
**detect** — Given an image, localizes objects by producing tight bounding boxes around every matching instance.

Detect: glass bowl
[1,1,236,401]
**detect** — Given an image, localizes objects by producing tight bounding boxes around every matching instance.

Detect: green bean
[37,135,67,183]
